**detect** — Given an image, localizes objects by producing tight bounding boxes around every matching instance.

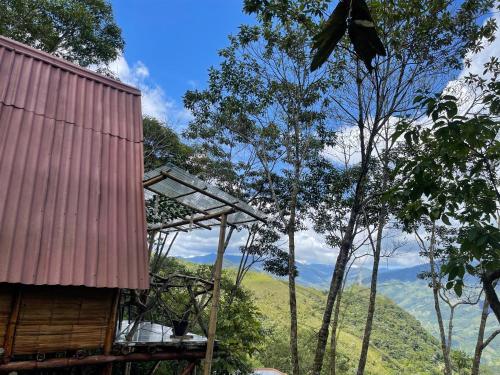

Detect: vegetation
[184,5,335,372]
[2,0,499,374]
[378,279,500,372]
[0,0,124,67]
[243,270,442,375]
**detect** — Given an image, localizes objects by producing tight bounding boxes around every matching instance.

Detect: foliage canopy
[0,0,124,66]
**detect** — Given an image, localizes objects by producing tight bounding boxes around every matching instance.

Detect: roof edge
[0,36,141,96]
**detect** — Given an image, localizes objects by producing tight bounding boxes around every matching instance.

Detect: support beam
[101,289,121,375]
[148,209,234,232]
[0,352,206,372]
[143,172,170,187]
[2,287,22,362]
[203,214,228,375]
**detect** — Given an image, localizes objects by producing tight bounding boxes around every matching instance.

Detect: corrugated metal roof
[0,36,149,289]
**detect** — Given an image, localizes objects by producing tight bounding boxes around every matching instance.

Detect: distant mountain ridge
[178,253,427,287]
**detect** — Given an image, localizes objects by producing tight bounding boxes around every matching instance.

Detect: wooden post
[101,289,120,375]
[3,287,22,362]
[203,214,227,375]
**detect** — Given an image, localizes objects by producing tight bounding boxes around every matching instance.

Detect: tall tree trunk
[312,59,382,374]
[312,215,356,375]
[472,299,489,375]
[286,106,303,375]
[329,288,343,375]
[288,226,300,375]
[312,141,376,375]
[446,306,455,360]
[356,219,384,375]
[356,147,389,375]
[429,223,453,375]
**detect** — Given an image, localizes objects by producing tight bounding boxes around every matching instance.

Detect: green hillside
[378,280,500,370]
[241,271,443,375]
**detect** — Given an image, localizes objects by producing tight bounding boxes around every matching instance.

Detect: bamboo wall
[0,284,117,357]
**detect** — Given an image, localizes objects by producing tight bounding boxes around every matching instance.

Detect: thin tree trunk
[287,110,302,375]
[472,299,489,375]
[312,154,373,375]
[446,306,455,359]
[312,225,353,375]
[356,219,384,375]
[288,222,300,375]
[329,288,343,375]
[312,59,382,374]
[356,146,389,375]
[429,223,453,375]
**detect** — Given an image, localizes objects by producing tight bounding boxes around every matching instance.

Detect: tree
[355,123,395,375]
[416,222,455,375]
[394,59,500,324]
[0,0,124,67]
[414,223,484,375]
[143,116,195,172]
[300,1,498,372]
[234,222,288,292]
[472,298,500,375]
[134,259,265,375]
[184,2,334,372]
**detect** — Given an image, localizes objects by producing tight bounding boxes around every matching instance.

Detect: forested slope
[242,271,442,375]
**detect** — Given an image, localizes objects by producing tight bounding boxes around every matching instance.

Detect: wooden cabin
[0,36,149,369]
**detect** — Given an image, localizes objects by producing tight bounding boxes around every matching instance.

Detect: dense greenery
[394,60,500,322]
[143,117,195,172]
[0,0,124,66]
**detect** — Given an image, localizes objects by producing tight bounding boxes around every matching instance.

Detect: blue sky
[109,0,253,124]
[107,2,499,267]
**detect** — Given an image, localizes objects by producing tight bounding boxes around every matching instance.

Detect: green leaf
[441,214,451,225]
[465,264,475,275]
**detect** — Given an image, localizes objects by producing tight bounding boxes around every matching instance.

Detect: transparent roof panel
[144,163,266,232]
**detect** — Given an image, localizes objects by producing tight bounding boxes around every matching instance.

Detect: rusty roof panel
[0,40,143,142]
[0,37,148,289]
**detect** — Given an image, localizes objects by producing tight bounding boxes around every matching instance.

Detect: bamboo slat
[11,286,114,355]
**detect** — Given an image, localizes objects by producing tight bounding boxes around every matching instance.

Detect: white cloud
[323,126,361,166]
[323,116,403,167]
[167,226,250,259]
[460,12,500,78]
[444,12,500,114]
[107,56,193,127]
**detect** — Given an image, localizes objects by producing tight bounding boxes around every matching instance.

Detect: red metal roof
[0,36,149,289]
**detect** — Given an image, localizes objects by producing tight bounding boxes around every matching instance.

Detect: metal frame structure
[143,164,266,375]
[144,163,265,232]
